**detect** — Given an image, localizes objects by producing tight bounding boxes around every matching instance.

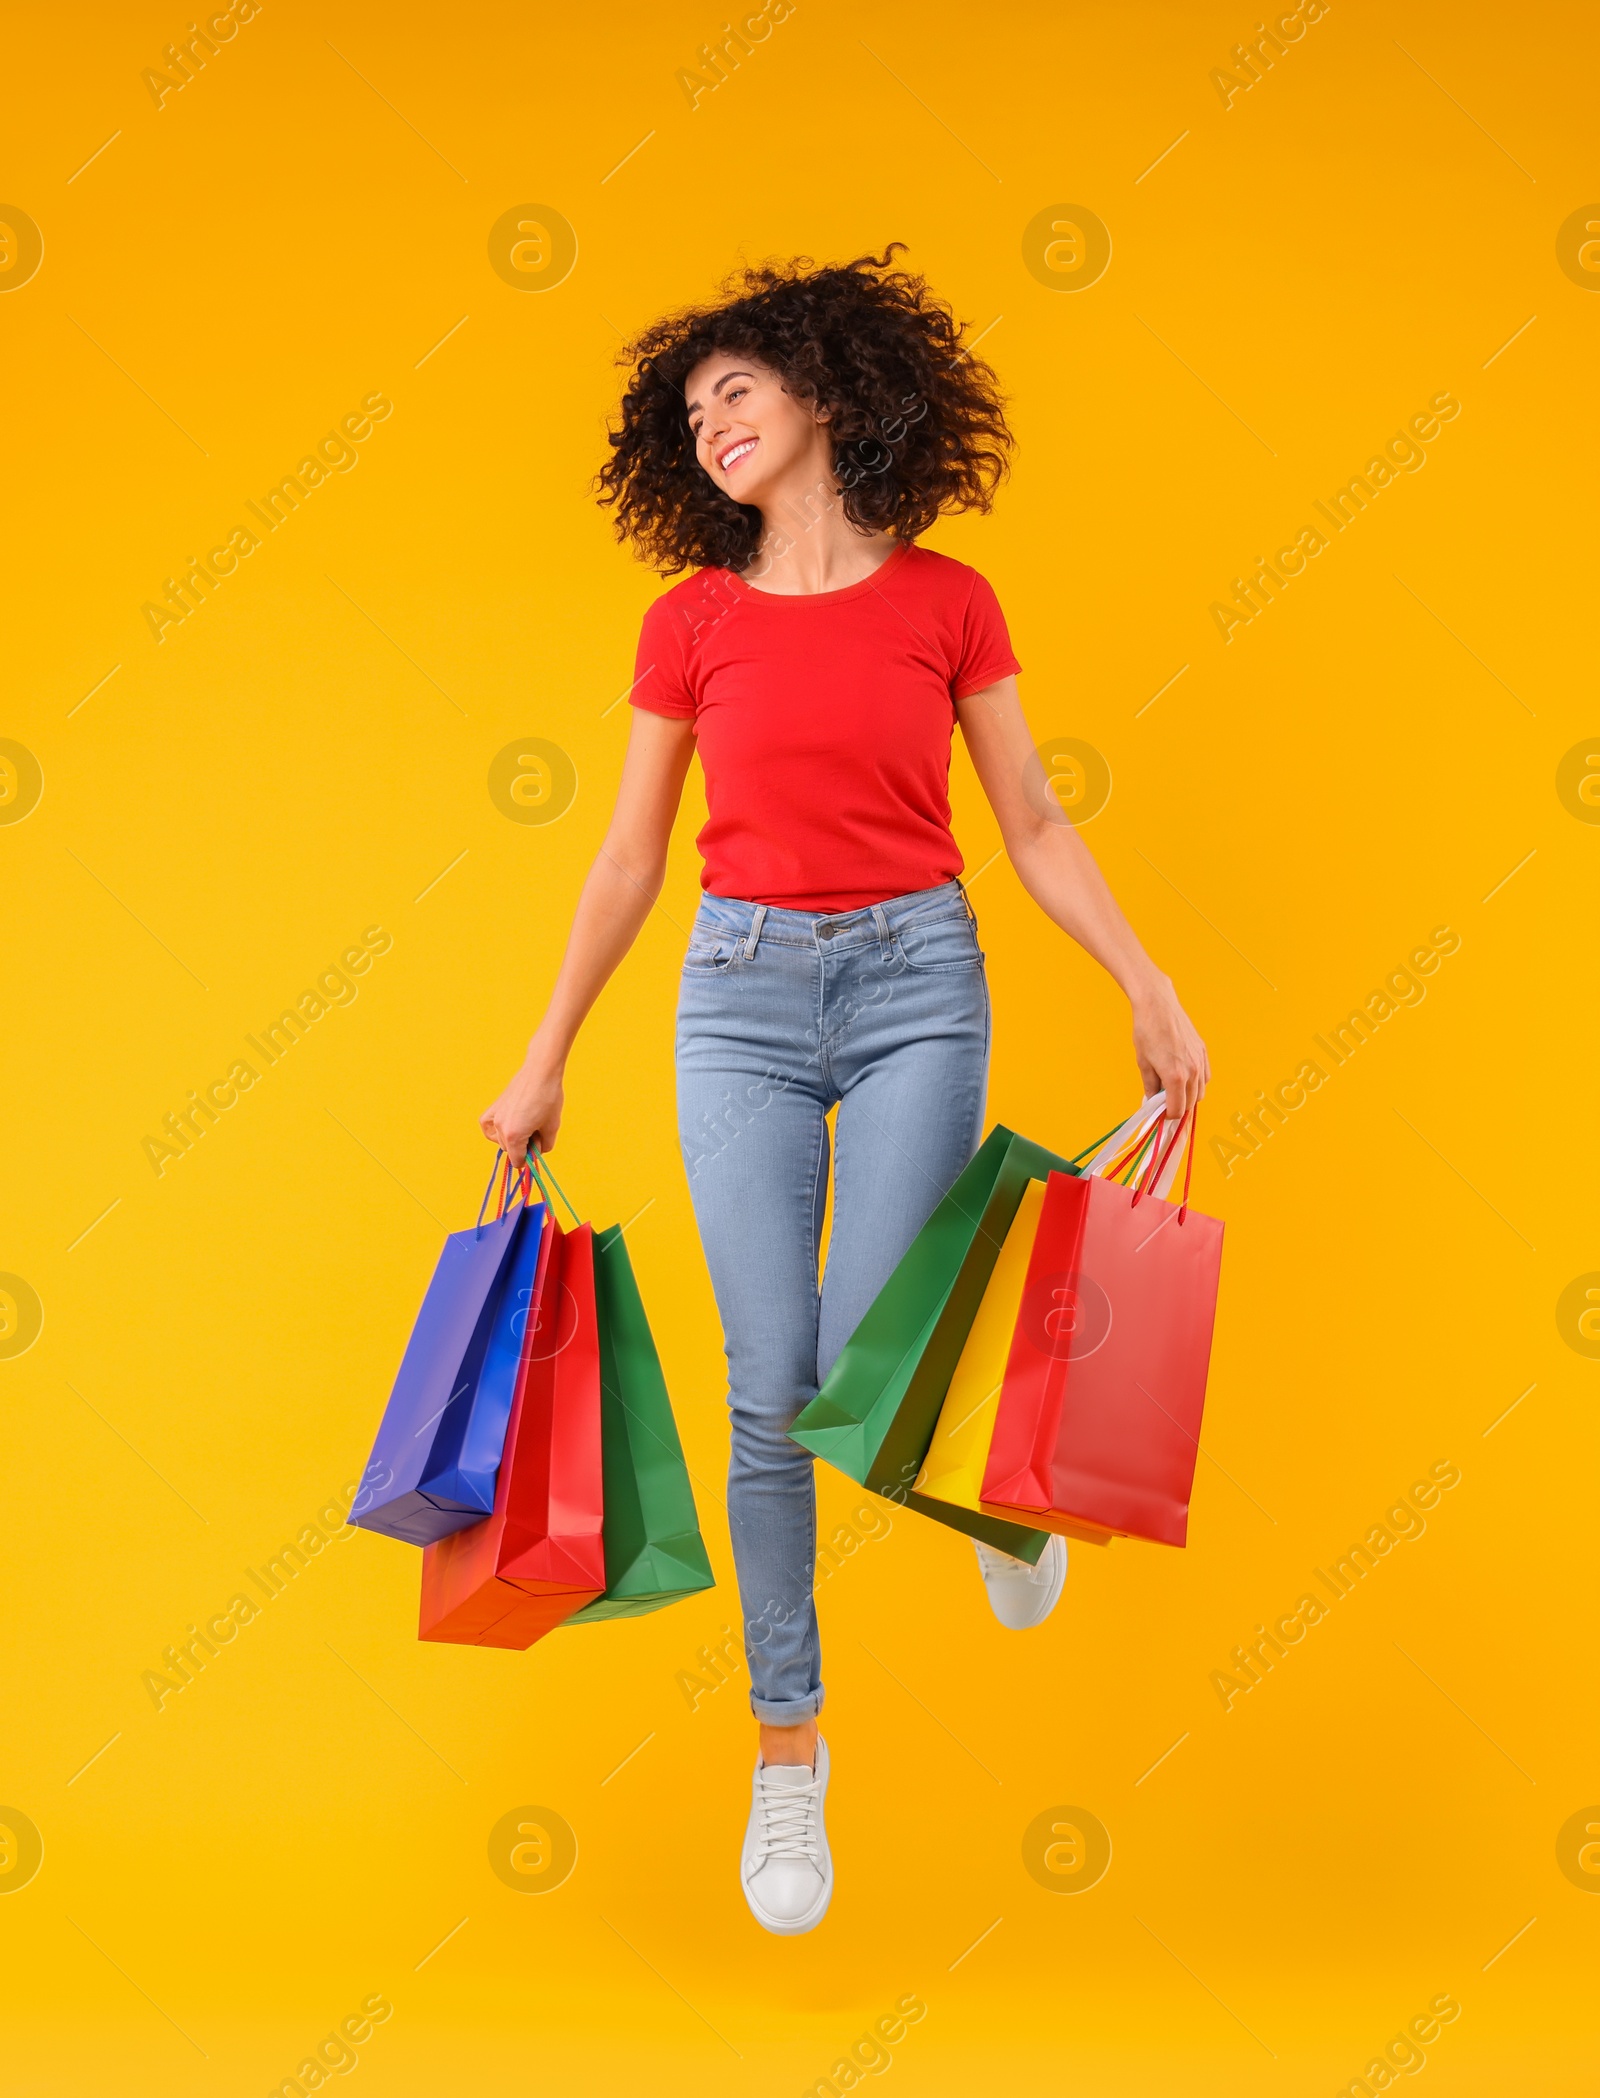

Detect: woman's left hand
[1131,977,1209,1123]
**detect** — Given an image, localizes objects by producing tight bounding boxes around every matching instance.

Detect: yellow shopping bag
[911,1180,1119,1546]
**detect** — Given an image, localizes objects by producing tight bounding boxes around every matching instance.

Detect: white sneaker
[975,1534,1067,1628]
[740,1737,833,1935]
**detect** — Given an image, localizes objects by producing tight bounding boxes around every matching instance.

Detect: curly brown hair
[594,244,1012,575]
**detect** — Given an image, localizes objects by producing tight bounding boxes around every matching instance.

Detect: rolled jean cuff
[749,1685,825,1726]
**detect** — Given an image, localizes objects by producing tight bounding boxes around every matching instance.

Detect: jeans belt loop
[870,902,891,959]
[956,875,979,940]
[744,904,767,961]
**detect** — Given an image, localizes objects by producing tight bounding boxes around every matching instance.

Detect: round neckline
[721,538,911,604]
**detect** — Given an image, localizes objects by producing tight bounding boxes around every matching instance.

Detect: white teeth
[720,439,756,469]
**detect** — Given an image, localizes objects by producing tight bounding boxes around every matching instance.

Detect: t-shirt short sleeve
[628,593,697,719]
[951,569,1022,698]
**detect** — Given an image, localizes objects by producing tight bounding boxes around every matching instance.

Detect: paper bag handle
[525,1142,581,1226]
[475,1149,533,1234]
[1130,1106,1198,1223]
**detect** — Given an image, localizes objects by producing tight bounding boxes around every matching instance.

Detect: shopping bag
[912,1181,1119,1545]
[788,1124,1087,1562]
[351,1156,541,1545]
[981,1109,1224,1547]
[416,1196,547,1520]
[565,1223,715,1624]
[419,1214,606,1647]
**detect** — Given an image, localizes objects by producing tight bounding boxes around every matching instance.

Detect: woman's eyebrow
[686,371,755,417]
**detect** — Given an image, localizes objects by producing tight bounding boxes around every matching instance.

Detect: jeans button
[819,924,835,940]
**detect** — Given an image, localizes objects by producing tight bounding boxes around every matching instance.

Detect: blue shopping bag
[351,1155,544,1545]
[417,1195,548,1521]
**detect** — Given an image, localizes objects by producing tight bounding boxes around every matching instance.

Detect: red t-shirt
[629,541,1020,911]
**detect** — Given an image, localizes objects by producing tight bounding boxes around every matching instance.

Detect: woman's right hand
[479,1055,565,1163]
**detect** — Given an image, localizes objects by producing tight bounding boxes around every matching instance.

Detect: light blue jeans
[675,879,990,1724]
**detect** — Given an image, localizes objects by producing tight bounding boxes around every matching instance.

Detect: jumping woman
[481,247,1208,1936]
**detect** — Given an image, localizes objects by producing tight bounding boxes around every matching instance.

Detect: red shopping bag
[419,1215,606,1647]
[980,1111,1223,1547]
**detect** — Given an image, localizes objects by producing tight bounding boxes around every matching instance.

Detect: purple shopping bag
[350,1156,542,1545]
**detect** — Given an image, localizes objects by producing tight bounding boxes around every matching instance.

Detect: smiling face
[683,353,833,514]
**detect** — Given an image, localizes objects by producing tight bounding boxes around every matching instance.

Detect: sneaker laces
[751,1767,821,1865]
[975,1539,1038,1580]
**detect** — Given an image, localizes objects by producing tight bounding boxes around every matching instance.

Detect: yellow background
[4,0,1595,2089]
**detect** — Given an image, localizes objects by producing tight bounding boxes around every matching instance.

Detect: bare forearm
[524,843,663,1070]
[1006,821,1167,1008]
[954,676,1208,1117]
[479,706,693,1162]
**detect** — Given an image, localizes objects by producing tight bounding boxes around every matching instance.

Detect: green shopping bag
[788,1125,1084,1563]
[565,1223,716,1624]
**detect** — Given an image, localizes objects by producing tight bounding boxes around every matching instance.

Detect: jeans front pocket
[682,932,743,973]
[894,911,984,973]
